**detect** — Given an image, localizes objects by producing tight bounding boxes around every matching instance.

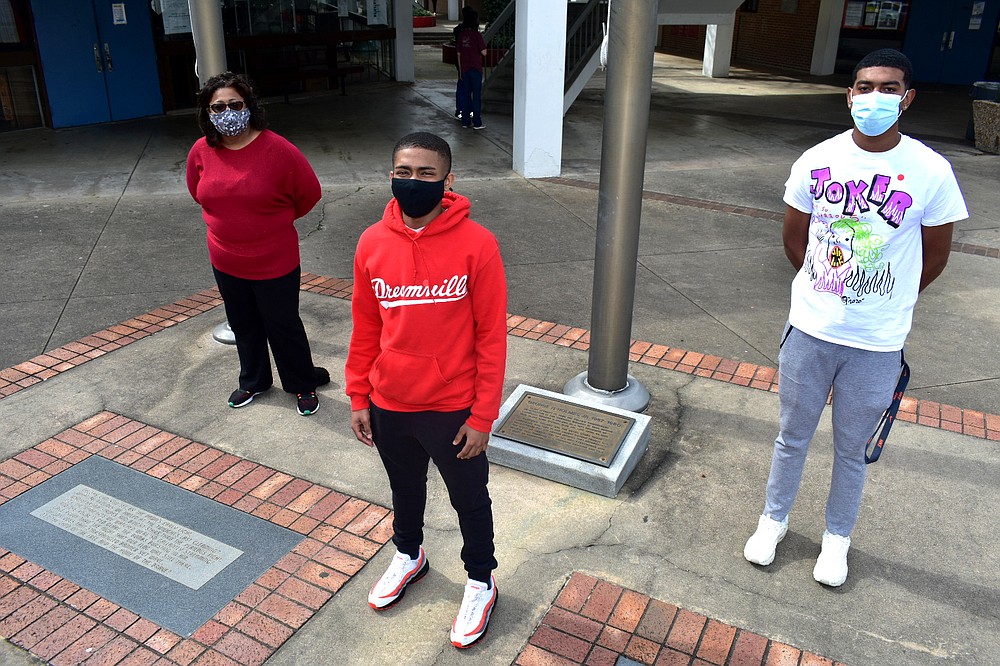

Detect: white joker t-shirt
[784,130,968,351]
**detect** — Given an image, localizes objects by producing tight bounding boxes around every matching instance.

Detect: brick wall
[658,0,824,73]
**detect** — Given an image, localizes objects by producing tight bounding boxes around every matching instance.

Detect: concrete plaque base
[489,385,651,497]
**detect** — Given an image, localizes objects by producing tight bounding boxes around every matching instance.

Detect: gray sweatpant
[763,326,901,537]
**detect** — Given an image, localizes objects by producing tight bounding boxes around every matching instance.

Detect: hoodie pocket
[371,349,454,405]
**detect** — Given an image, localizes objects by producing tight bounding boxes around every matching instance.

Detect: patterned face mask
[208,108,251,137]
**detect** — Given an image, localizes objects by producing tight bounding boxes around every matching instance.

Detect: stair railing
[482,0,516,83]
[564,0,608,91]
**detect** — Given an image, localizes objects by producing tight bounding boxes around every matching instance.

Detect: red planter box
[413,15,437,28]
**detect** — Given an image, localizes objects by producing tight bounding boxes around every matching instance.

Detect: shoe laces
[821,531,850,555]
[379,551,417,589]
[757,515,786,536]
[456,579,491,624]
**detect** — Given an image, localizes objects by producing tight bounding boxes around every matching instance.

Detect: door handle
[947,31,955,50]
[103,43,113,71]
[94,43,103,72]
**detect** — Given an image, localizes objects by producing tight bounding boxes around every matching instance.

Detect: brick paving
[516,573,845,666]
[0,413,392,665]
[1,272,997,444]
[0,269,997,663]
[542,177,1000,260]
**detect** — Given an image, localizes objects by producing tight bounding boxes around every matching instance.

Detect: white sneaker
[813,531,851,587]
[450,576,497,648]
[368,546,429,610]
[743,514,788,566]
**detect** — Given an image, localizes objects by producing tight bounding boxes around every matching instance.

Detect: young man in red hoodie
[346,132,507,648]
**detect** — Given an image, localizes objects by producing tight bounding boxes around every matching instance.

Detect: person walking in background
[455,6,487,130]
[743,49,968,587]
[451,9,469,121]
[186,71,329,416]
[346,132,507,648]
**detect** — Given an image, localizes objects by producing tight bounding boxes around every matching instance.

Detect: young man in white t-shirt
[743,49,968,587]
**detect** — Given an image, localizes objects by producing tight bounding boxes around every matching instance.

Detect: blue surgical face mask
[209,107,251,137]
[850,91,903,137]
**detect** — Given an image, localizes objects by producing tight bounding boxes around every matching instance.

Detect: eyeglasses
[208,100,246,114]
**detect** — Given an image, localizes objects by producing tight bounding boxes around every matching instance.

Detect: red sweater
[346,192,508,432]
[186,130,321,280]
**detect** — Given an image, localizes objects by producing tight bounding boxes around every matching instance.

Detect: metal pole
[564,0,656,412]
[188,0,228,85]
[189,0,235,345]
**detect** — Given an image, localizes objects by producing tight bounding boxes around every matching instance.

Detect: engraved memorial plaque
[494,393,635,468]
[31,485,243,590]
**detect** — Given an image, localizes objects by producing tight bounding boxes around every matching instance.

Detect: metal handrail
[482,0,609,106]
[565,0,608,91]
[482,0,516,45]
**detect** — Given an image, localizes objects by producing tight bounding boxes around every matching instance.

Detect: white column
[702,22,734,78]
[393,0,415,82]
[448,0,459,22]
[513,1,567,178]
[811,0,846,75]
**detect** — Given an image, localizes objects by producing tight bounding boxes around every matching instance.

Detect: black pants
[369,403,497,583]
[213,266,318,394]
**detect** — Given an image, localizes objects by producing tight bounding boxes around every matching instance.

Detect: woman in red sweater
[186,72,328,416]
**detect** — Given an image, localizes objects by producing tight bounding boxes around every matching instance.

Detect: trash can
[973,100,1000,154]
[967,81,1000,140]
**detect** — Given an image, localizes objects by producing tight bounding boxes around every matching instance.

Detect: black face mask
[391,177,445,219]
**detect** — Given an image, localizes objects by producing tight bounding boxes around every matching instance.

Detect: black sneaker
[314,366,331,386]
[297,392,319,416]
[228,387,266,408]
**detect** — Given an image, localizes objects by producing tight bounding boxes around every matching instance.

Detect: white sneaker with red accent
[368,547,429,610]
[450,576,497,648]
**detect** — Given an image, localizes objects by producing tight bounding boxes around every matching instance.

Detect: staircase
[482,0,608,116]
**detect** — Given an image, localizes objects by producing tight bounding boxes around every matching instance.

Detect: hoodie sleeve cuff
[350,395,371,411]
[466,414,495,433]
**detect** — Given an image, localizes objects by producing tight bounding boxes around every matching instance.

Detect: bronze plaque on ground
[494,393,635,467]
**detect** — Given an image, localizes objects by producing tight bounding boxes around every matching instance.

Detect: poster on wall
[864,1,878,26]
[159,0,191,34]
[844,0,907,30]
[970,1,985,30]
[877,1,901,29]
[366,0,388,25]
[844,1,865,27]
[112,3,127,25]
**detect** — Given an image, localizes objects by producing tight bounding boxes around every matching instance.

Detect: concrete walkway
[0,52,999,665]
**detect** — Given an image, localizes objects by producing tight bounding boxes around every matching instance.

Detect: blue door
[904,0,1000,85]
[32,0,162,128]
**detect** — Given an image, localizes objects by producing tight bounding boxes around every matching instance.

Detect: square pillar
[393,0,415,82]
[811,0,846,76]
[513,1,567,178]
[702,22,734,78]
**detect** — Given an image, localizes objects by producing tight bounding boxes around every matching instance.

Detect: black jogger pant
[369,402,497,583]
[213,265,318,394]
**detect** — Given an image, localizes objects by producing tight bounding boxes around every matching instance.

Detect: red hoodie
[346,191,507,432]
